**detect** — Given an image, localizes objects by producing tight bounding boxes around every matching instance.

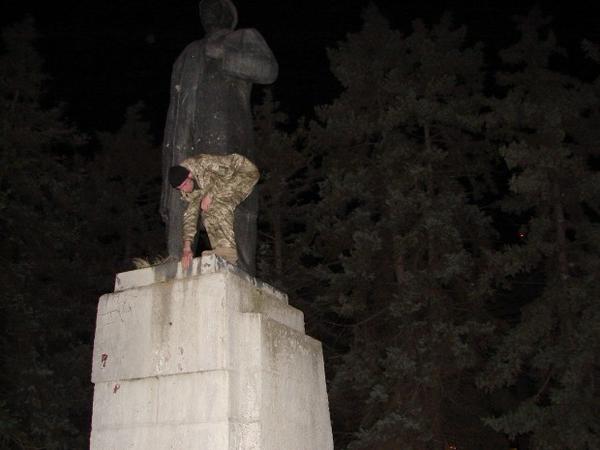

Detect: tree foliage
[258,6,599,450]
[90,102,163,271]
[477,9,600,450]
[0,20,163,449]
[304,7,502,449]
[0,18,91,449]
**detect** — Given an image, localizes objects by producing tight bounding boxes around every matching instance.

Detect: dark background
[3,0,598,134]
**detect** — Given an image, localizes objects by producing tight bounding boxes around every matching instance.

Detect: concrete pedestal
[89,255,334,450]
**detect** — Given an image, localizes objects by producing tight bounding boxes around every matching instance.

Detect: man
[160,0,278,274]
[169,153,259,271]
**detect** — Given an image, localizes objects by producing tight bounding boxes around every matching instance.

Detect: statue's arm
[221,29,278,84]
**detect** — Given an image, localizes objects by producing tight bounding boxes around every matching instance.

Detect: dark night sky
[2,0,598,138]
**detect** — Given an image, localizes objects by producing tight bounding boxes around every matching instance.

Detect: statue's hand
[205,41,224,59]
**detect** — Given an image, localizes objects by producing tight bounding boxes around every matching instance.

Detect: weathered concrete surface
[90,255,333,450]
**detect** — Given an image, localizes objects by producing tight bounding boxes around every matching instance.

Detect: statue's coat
[161,0,278,274]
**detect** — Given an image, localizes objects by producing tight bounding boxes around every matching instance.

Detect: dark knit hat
[168,165,190,188]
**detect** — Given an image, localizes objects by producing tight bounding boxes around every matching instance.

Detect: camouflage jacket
[179,153,259,243]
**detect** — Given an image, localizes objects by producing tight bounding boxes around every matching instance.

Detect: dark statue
[160,0,278,274]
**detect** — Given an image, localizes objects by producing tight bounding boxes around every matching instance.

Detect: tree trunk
[270,185,284,278]
[424,123,437,269]
[552,182,568,278]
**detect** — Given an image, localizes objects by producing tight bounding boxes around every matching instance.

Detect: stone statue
[160,0,278,274]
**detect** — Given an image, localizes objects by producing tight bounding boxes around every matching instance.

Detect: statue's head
[199,0,238,34]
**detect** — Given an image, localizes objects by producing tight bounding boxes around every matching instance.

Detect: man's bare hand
[182,241,194,271]
[201,194,213,212]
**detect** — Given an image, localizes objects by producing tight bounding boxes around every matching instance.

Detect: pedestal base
[90,255,333,450]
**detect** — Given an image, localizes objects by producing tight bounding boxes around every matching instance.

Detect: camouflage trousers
[202,158,259,252]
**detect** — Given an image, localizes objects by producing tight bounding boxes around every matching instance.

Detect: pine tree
[478,9,600,449]
[308,7,503,449]
[0,18,92,449]
[253,90,302,282]
[91,102,163,270]
[252,89,337,341]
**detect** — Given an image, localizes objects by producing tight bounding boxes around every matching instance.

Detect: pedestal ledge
[114,253,287,303]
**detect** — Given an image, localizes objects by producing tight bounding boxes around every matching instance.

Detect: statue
[160,0,278,274]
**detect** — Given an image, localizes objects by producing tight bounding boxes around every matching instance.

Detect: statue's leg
[167,194,185,259]
[230,157,259,275]
[234,196,257,276]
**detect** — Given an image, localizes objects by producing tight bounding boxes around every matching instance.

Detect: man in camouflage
[168,153,259,270]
